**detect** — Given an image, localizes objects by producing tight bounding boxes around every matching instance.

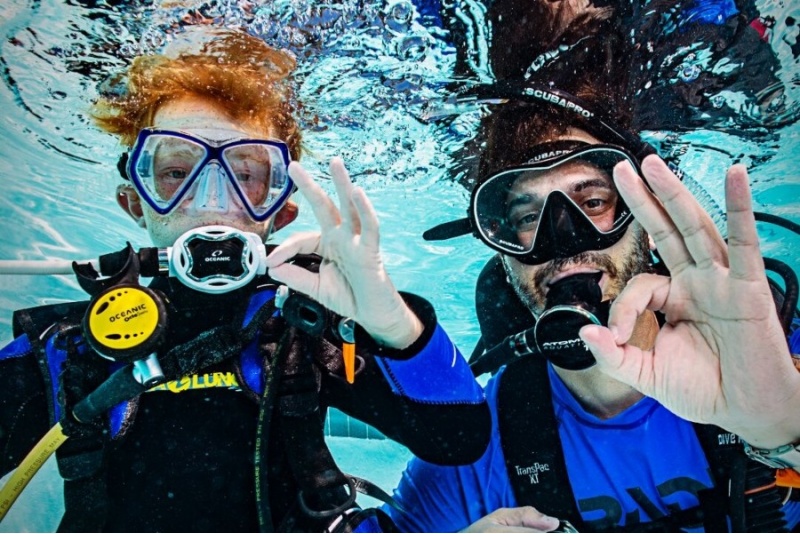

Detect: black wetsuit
[0,278,490,532]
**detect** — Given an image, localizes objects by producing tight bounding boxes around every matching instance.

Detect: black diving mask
[424,142,643,265]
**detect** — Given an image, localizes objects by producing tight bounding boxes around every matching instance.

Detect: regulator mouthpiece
[169,226,267,293]
[534,272,608,370]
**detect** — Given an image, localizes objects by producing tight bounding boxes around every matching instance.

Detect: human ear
[272,200,299,232]
[116,184,147,228]
[648,234,656,251]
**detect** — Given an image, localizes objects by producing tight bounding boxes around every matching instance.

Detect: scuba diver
[0,27,490,532]
[386,75,800,531]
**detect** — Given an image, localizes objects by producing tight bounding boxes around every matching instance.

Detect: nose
[192,161,230,213]
[536,192,583,260]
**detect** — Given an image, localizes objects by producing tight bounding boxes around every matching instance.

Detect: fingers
[613,160,691,273]
[330,158,360,234]
[606,274,671,343]
[615,156,727,272]
[265,233,323,296]
[352,187,380,250]
[330,158,379,246]
[267,262,320,298]
[462,507,560,533]
[288,162,339,229]
[265,231,321,266]
[509,507,560,532]
[724,165,765,282]
[580,324,655,396]
[580,273,669,391]
[580,274,671,395]
[478,526,551,533]
[289,159,373,243]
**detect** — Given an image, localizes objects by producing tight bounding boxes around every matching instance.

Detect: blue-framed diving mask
[124,128,293,222]
[424,141,644,265]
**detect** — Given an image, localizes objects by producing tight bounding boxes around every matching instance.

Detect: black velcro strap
[498,357,585,529]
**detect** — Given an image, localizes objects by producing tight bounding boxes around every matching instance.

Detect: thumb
[580,324,622,368]
[514,507,560,531]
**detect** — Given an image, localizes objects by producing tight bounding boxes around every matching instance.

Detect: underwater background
[0,0,798,530]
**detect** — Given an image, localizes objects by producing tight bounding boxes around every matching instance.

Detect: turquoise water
[0,0,798,531]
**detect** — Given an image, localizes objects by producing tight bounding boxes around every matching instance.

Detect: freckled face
[133,95,278,247]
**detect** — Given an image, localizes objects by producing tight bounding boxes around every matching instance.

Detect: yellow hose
[0,423,68,522]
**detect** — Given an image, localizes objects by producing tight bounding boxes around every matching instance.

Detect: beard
[506,226,653,318]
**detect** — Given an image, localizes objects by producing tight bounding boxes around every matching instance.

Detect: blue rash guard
[386,363,800,532]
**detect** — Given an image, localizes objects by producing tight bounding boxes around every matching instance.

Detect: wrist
[744,438,800,470]
[371,305,424,349]
[737,372,800,449]
[358,292,437,358]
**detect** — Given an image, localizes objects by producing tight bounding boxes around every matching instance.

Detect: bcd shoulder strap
[497,356,587,530]
[12,301,90,426]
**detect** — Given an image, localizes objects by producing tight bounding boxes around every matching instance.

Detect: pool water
[0,0,798,531]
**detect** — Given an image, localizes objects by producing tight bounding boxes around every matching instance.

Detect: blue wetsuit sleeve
[361,291,483,405]
[383,371,516,532]
[322,292,490,465]
[374,323,484,404]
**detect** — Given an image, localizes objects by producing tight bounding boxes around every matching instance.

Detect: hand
[461,507,561,533]
[580,155,800,448]
[265,158,423,349]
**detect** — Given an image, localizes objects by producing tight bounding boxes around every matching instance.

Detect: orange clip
[776,468,800,489]
[343,342,356,384]
[338,318,356,384]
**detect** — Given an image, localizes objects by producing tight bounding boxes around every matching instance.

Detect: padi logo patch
[523,88,594,118]
[515,462,550,484]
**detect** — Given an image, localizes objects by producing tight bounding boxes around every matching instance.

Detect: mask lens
[473,146,634,260]
[133,134,207,209]
[221,143,290,217]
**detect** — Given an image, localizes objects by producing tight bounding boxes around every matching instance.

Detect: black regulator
[470,272,609,375]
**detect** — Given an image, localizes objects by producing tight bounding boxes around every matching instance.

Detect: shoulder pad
[12,301,89,341]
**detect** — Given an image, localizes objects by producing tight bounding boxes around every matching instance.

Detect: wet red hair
[92,28,302,160]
